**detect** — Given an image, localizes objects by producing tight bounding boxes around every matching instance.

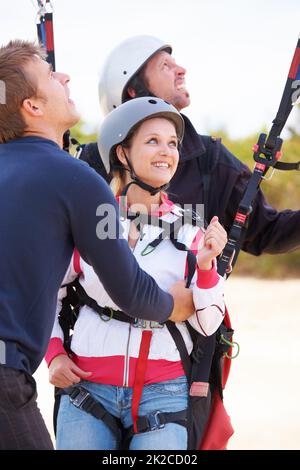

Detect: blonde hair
[110,169,126,196]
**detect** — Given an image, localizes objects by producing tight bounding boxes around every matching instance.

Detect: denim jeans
[56,376,188,450]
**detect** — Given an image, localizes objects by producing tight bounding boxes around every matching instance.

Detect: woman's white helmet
[98,35,172,116]
[97,96,184,174]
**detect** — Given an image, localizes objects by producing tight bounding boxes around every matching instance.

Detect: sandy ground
[33,277,300,450]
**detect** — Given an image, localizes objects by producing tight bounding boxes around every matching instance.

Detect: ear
[127,87,136,99]
[116,145,127,166]
[21,98,43,117]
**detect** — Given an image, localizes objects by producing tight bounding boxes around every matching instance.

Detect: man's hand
[168,280,194,322]
[49,354,92,388]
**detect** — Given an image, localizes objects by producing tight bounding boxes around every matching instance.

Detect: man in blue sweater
[0,40,194,450]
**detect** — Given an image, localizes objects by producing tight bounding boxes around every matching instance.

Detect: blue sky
[1,0,299,138]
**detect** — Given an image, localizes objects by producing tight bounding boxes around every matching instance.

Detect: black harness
[55,208,233,449]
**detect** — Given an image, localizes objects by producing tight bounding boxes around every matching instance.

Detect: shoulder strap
[197,136,221,225]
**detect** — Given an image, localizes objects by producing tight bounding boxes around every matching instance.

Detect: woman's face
[118,117,179,188]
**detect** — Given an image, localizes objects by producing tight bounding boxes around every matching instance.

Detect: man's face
[142,51,190,111]
[23,56,80,131]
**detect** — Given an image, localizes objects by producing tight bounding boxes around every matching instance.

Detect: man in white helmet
[83,35,300,261]
[79,35,300,449]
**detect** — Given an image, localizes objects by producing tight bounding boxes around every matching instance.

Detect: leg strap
[125,408,187,443]
[63,385,121,437]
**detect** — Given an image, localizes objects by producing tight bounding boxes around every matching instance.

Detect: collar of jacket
[179,113,207,162]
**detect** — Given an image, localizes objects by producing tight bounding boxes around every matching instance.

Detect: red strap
[45,14,54,52]
[73,248,82,274]
[131,330,152,433]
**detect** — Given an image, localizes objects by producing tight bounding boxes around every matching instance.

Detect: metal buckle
[261,167,275,181]
[148,411,164,431]
[133,319,164,329]
[69,387,90,408]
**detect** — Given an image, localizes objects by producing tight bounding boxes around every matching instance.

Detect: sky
[0,0,299,139]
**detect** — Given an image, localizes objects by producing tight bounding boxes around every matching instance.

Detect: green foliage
[70,120,98,143]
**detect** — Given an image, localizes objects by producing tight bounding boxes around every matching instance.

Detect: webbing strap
[63,385,121,437]
[36,1,56,70]
[217,162,264,277]
[218,36,300,277]
[266,36,300,150]
[131,330,153,433]
[166,322,191,380]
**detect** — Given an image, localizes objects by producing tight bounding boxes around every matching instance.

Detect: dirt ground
[33,277,300,450]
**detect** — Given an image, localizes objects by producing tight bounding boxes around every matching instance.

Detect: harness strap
[36,1,55,70]
[217,163,264,277]
[62,385,121,437]
[72,278,137,324]
[124,409,187,445]
[131,330,153,433]
[266,36,300,150]
[218,36,300,277]
[63,385,187,446]
[166,322,191,380]
[274,160,300,171]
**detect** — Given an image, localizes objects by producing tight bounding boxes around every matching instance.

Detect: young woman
[46,97,227,450]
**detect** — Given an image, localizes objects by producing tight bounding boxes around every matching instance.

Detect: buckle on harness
[69,386,90,409]
[133,319,164,329]
[148,411,164,431]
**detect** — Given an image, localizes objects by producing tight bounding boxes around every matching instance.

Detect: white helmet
[97,97,184,175]
[98,35,172,116]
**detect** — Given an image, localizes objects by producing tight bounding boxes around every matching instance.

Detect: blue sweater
[0,136,173,374]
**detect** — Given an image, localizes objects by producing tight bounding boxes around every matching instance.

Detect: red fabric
[196,261,219,289]
[71,354,185,387]
[190,228,204,254]
[73,248,82,274]
[189,381,209,397]
[200,390,234,450]
[152,193,175,216]
[131,330,153,433]
[288,47,300,79]
[116,193,175,217]
[45,337,67,367]
[199,308,234,449]
[45,19,54,52]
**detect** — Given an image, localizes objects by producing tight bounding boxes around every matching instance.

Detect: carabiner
[220,334,240,359]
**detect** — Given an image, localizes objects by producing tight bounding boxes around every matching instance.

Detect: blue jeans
[56,376,188,450]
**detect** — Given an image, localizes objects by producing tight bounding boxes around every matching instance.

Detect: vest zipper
[123,225,139,387]
[123,324,132,387]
